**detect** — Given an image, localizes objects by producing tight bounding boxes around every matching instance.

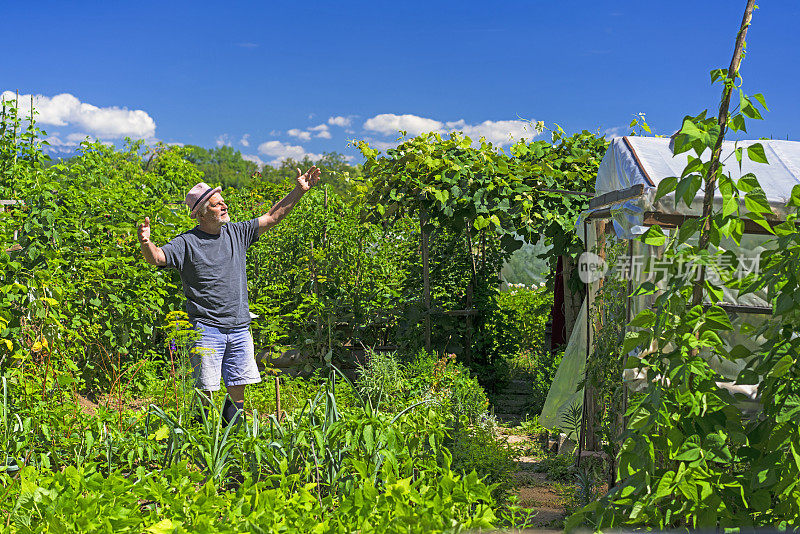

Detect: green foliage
[487,283,552,358]
[0,123,201,388]
[0,368,502,532]
[510,128,609,283]
[568,62,800,530]
[584,241,628,460]
[449,424,517,501]
[182,144,259,189]
[489,284,560,414]
[356,350,404,406]
[534,452,576,483]
[402,350,489,423]
[9,459,497,533]
[354,129,605,367]
[355,128,606,258]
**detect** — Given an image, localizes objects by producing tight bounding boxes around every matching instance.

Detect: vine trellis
[354,128,607,364]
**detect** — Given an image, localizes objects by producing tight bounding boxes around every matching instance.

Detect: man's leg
[222,384,246,426]
[221,328,261,426]
[189,322,224,421]
[226,384,245,403]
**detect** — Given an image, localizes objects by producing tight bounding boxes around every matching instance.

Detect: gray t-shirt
[161,219,260,328]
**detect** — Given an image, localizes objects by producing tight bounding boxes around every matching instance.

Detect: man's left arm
[257,166,321,236]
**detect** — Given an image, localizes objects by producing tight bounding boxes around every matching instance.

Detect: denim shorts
[189,322,262,391]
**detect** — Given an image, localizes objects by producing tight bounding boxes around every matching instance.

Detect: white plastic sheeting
[542,139,796,428]
[581,137,800,238]
[540,300,587,430]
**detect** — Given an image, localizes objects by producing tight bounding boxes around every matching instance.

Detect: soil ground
[504,430,570,530]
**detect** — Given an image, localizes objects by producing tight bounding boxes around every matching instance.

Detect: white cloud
[216,134,232,147]
[362,113,541,147]
[240,134,250,147]
[242,153,264,167]
[1,91,156,139]
[363,113,444,137]
[43,133,80,153]
[328,116,352,127]
[257,140,322,166]
[309,124,331,139]
[287,128,312,141]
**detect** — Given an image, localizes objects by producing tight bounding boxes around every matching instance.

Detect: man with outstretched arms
[137,167,321,425]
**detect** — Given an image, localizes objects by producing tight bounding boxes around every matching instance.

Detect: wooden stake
[420,210,431,352]
[692,0,757,306]
[464,228,479,365]
[465,228,478,282]
[275,376,282,422]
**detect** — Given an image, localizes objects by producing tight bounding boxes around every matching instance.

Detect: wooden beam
[588,184,645,210]
[642,211,779,236]
[341,345,399,352]
[586,209,782,237]
[436,309,479,317]
[702,303,772,316]
[540,189,594,197]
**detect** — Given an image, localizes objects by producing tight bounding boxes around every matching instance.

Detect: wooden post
[310,240,322,355]
[465,283,473,365]
[275,376,282,422]
[465,228,478,282]
[420,210,431,352]
[323,185,328,246]
[562,255,585,344]
[464,228,479,365]
[610,238,635,488]
[582,220,608,454]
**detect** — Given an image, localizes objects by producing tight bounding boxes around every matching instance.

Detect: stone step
[491,393,532,409]
[501,379,534,395]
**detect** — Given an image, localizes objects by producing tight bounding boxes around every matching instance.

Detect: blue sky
[3,1,799,166]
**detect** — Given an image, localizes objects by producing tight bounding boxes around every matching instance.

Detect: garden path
[504,431,568,529]
[491,377,537,425]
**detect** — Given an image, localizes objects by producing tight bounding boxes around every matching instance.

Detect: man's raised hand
[138,217,151,244]
[296,166,322,191]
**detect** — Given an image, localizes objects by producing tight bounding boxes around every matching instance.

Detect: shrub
[404,350,489,423]
[448,424,517,501]
[487,283,553,360]
[355,350,404,406]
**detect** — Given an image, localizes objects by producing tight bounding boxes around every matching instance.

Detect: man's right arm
[138,217,167,266]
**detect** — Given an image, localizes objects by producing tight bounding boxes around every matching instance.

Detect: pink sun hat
[185,182,222,219]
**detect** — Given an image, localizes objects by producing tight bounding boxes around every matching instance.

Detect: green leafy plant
[567,5,800,529]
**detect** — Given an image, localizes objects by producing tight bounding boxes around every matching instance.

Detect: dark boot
[193,405,210,426]
[222,398,245,428]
